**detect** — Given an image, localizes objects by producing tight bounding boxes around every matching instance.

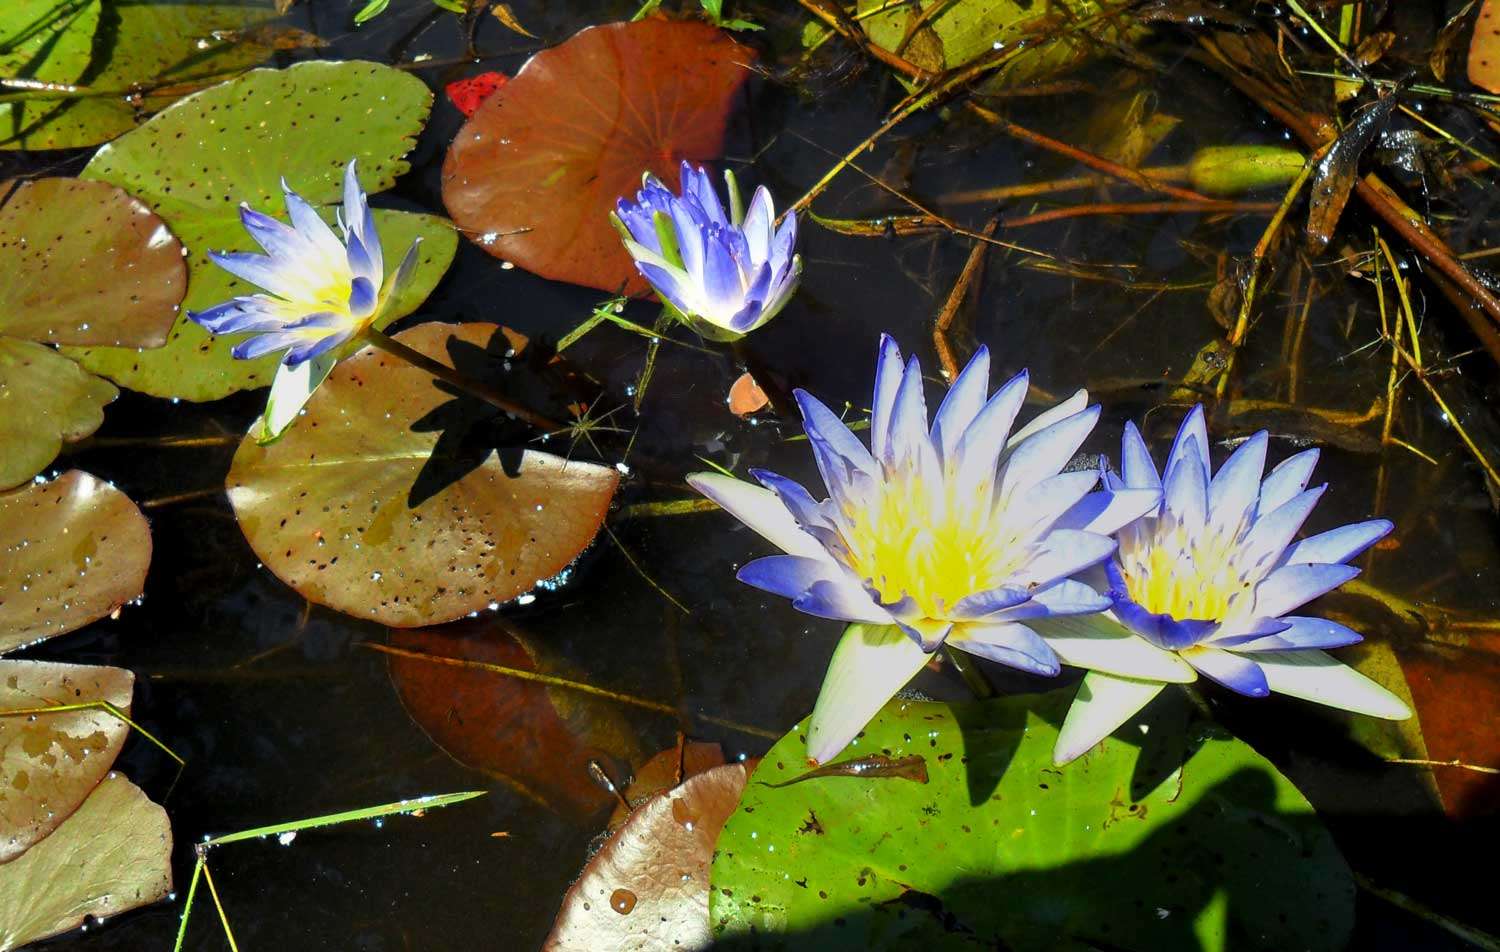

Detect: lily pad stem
[359,328,564,433]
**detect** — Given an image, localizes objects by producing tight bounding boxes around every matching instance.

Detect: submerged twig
[933,214,1000,381]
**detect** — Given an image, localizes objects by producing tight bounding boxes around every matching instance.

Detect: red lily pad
[225,322,619,628]
[1400,650,1500,817]
[442,19,755,293]
[445,71,509,117]
[544,762,753,951]
[386,618,641,819]
[0,471,152,654]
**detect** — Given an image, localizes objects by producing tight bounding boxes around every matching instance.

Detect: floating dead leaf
[727,373,769,417]
[544,762,753,952]
[1433,1,1477,82]
[443,19,754,293]
[226,322,619,628]
[491,3,537,38]
[386,618,641,819]
[1307,88,1399,254]
[0,471,152,653]
[607,741,727,832]
[0,773,171,949]
[0,661,134,862]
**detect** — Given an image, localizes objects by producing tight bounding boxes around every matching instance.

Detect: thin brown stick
[967,102,1219,202]
[934,214,1001,381]
[1002,200,1277,228]
[795,0,936,82]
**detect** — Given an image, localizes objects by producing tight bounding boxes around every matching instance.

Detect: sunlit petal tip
[1054,672,1169,765]
[1255,649,1411,718]
[807,624,931,764]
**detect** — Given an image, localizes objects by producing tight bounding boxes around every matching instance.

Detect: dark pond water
[8,0,1500,949]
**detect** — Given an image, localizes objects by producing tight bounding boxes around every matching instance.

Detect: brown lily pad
[544,762,754,952]
[0,471,152,653]
[1401,649,1500,817]
[0,661,134,863]
[442,19,754,293]
[0,177,187,348]
[386,618,641,819]
[0,773,172,949]
[226,322,619,627]
[607,741,727,833]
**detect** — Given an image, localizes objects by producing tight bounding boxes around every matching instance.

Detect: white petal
[1054,671,1168,765]
[1255,649,1412,719]
[686,473,828,561]
[1032,614,1198,682]
[257,351,337,443]
[807,624,931,764]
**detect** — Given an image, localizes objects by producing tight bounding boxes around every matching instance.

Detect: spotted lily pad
[0,661,134,863]
[545,762,753,951]
[710,691,1353,951]
[0,471,152,651]
[65,60,448,400]
[387,618,641,818]
[1,1,282,151]
[226,322,619,627]
[442,19,754,293]
[0,772,171,948]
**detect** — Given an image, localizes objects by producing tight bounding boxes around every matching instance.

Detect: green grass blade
[203,791,486,847]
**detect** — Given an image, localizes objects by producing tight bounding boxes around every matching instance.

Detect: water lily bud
[1188,145,1306,196]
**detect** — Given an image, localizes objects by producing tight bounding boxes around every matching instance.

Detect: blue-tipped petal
[636,260,695,316]
[998,578,1113,620]
[232,331,299,360]
[893,616,953,652]
[1166,404,1210,485]
[284,328,352,367]
[687,472,827,561]
[1207,431,1267,533]
[997,404,1100,503]
[1119,420,1161,490]
[931,345,990,463]
[1010,529,1116,589]
[749,468,828,530]
[208,250,287,291]
[1282,519,1392,566]
[950,622,1061,677]
[1250,562,1360,619]
[950,585,1032,619]
[1112,597,1217,651]
[885,355,931,468]
[1052,486,1161,535]
[737,555,836,599]
[1223,615,1363,652]
[1259,448,1319,514]
[1183,646,1270,697]
[794,389,878,484]
[794,578,895,625]
[348,276,378,318]
[952,369,1028,500]
[1238,485,1328,571]
[870,335,905,462]
[742,185,773,253]
[1161,437,1209,530]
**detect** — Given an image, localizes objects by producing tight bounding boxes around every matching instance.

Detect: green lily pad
[0,341,117,491]
[0,470,152,649]
[0,1,101,145]
[61,59,446,399]
[225,322,620,628]
[710,691,1353,951]
[856,0,1140,90]
[1,1,282,151]
[0,661,134,862]
[65,210,457,400]
[0,772,171,948]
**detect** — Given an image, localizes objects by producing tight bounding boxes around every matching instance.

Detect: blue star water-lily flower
[188,159,421,440]
[688,337,1177,763]
[1037,405,1411,764]
[613,162,800,339]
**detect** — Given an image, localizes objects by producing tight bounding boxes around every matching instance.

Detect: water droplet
[610,888,637,914]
